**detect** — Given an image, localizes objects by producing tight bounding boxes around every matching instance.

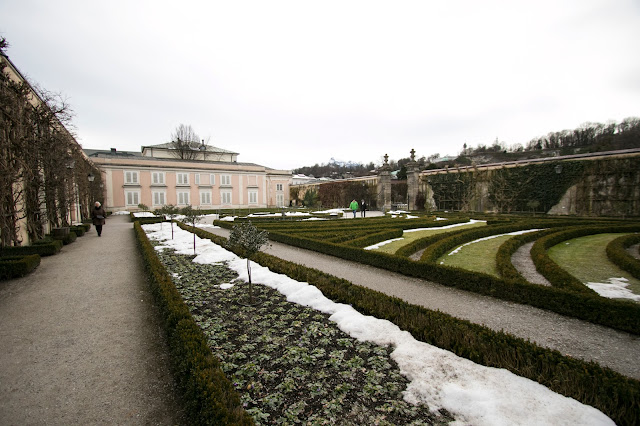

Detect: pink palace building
[85,142,292,212]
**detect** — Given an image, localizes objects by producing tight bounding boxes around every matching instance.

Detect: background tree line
[1,38,102,247]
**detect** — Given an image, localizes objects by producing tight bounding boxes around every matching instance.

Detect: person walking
[91,201,107,237]
[361,200,367,218]
[349,199,359,218]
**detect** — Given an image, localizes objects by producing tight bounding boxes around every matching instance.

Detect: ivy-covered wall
[422,157,640,216]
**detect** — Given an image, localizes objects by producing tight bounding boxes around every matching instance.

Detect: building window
[125,190,140,206]
[152,191,166,206]
[151,172,165,185]
[209,174,216,185]
[221,190,232,205]
[177,191,190,205]
[276,193,284,207]
[276,183,283,191]
[125,171,139,185]
[221,174,231,186]
[194,174,200,185]
[177,172,189,185]
[248,190,258,204]
[200,190,211,205]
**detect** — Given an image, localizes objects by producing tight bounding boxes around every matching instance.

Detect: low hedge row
[531,225,640,293]
[50,231,77,245]
[495,229,559,283]
[607,233,640,280]
[183,224,640,426]
[0,254,41,280]
[238,227,640,335]
[133,222,253,425]
[344,228,404,248]
[1,239,62,256]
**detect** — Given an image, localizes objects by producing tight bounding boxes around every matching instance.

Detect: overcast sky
[1,1,639,170]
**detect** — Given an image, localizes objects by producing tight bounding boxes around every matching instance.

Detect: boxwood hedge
[182,223,640,426]
[0,254,41,280]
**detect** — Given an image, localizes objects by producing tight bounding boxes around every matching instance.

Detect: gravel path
[0,215,185,425]
[627,243,640,260]
[206,226,640,380]
[510,242,552,286]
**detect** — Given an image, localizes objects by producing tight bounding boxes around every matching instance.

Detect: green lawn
[548,233,640,294]
[436,234,514,276]
[372,221,486,254]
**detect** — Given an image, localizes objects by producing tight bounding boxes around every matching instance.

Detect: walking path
[204,225,640,380]
[0,215,184,425]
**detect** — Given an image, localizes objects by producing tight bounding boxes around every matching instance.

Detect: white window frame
[152,190,166,206]
[276,183,283,191]
[276,193,284,207]
[221,174,231,186]
[151,171,165,185]
[177,172,189,186]
[177,191,190,205]
[125,190,140,206]
[200,189,212,206]
[221,190,232,205]
[194,174,200,185]
[248,190,258,205]
[124,170,139,185]
[209,174,216,185]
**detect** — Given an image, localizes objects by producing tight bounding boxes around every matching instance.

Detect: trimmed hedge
[0,254,41,280]
[230,225,640,335]
[531,225,640,294]
[607,233,640,280]
[133,222,253,425]
[495,229,559,284]
[1,239,62,256]
[183,223,640,426]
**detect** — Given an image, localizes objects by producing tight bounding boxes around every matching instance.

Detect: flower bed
[141,222,625,425]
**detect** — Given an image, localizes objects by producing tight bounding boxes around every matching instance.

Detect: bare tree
[170,124,201,160]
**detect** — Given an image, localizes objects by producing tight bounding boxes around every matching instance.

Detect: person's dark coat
[91,205,107,226]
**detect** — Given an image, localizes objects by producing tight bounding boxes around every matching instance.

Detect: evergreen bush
[0,254,41,280]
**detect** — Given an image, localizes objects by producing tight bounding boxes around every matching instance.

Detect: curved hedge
[184,223,640,426]
[495,229,558,283]
[607,233,640,280]
[133,223,253,425]
[531,225,640,294]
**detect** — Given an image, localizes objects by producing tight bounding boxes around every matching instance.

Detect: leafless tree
[170,124,201,160]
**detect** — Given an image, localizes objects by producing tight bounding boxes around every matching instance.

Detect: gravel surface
[207,226,640,380]
[510,242,551,286]
[627,243,640,260]
[0,215,185,425]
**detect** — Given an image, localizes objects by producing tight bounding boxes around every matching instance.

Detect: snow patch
[586,277,640,301]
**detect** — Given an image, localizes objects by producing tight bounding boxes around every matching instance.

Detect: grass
[436,234,514,276]
[548,233,640,294]
[153,244,453,425]
[372,221,486,254]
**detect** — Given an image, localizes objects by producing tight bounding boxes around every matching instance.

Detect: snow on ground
[111,210,131,215]
[142,223,613,426]
[586,277,640,301]
[447,229,542,256]
[364,238,405,250]
[364,219,487,250]
[247,211,312,218]
[132,211,156,217]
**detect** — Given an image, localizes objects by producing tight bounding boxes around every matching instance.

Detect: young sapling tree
[181,205,204,254]
[161,204,180,239]
[226,221,269,305]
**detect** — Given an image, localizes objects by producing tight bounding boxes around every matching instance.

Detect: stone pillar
[406,148,420,211]
[377,154,392,213]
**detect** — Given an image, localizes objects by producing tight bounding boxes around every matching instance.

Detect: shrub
[606,233,640,280]
[1,240,62,256]
[189,225,640,426]
[0,254,41,280]
[133,223,253,425]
